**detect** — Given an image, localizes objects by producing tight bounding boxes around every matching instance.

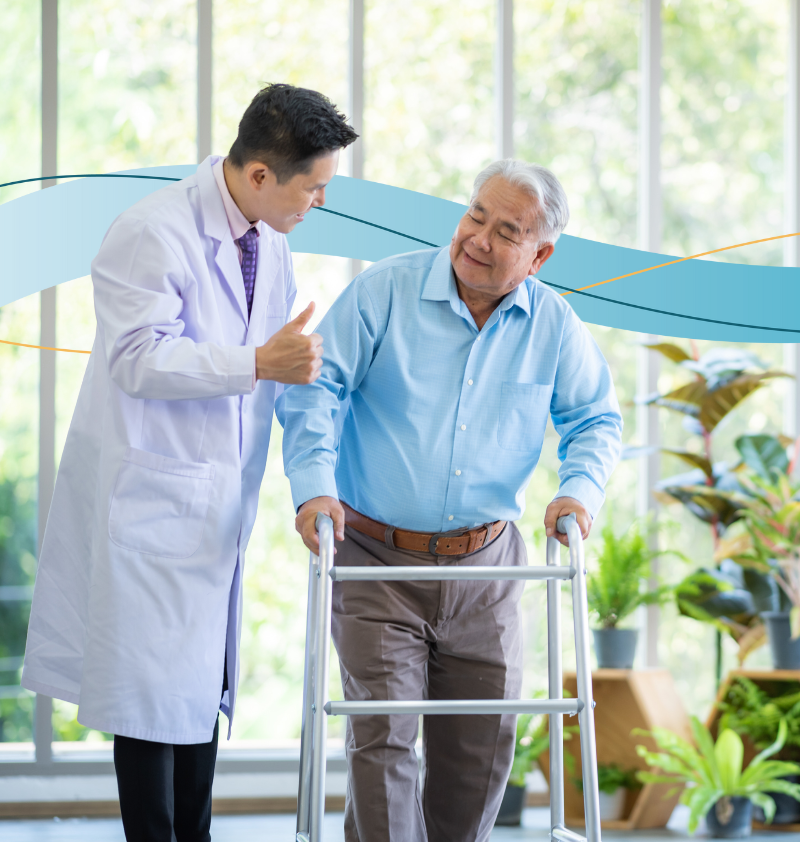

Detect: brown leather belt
[342,502,506,556]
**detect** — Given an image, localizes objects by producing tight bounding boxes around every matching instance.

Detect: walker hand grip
[556,512,578,534]
[315,512,334,531]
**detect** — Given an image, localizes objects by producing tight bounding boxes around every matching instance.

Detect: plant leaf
[663,381,709,407]
[690,717,722,788]
[749,718,788,767]
[643,342,692,363]
[685,787,721,834]
[714,730,743,792]
[713,533,754,564]
[700,373,791,433]
[656,483,745,529]
[662,450,714,477]
[749,792,776,824]
[735,434,790,480]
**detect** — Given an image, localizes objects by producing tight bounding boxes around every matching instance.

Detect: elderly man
[277,159,622,841]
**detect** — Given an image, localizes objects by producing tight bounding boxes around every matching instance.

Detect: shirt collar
[212,156,260,243]
[421,246,534,319]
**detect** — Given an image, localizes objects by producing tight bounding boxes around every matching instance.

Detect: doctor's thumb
[288,301,316,333]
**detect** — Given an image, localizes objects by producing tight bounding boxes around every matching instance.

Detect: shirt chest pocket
[497,382,553,452]
[109,446,215,559]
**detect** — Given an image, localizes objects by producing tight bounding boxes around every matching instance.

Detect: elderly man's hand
[296,496,346,553]
[544,497,591,546]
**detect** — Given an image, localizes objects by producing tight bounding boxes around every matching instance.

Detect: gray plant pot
[592,628,637,669]
[494,784,526,826]
[762,612,800,670]
[753,776,800,824]
[705,796,752,838]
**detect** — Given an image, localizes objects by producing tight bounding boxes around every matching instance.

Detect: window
[0,0,798,777]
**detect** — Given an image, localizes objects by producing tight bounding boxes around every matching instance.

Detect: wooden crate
[708,669,800,833]
[539,669,691,830]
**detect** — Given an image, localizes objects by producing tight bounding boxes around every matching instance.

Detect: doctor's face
[449,176,554,303]
[250,150,339,234]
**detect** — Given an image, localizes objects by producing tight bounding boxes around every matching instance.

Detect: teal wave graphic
[1,165,797,342]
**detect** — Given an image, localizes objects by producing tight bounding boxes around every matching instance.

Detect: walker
[295,512,602,842]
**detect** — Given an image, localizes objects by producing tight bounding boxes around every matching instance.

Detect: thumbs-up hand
[256,302,324,384]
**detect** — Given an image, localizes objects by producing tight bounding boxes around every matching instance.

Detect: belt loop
[384,525,396,551]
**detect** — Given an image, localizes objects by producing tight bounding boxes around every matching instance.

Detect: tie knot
[239,227,258,252]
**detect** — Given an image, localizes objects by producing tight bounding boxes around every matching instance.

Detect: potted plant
[586,519,673,668]
[574,763,641,821]
[714,473,800,669]
[636,715,800,837]
[717,675,800,823]
[495,697,576,827]
[638,342,790,676]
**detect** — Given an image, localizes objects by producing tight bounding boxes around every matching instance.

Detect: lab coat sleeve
[549,307,624,519]
[276,276,384,510]
[92,218,256,401]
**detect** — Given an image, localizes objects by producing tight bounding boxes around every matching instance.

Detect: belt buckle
[428,528,467,555]
[428,522,499,555]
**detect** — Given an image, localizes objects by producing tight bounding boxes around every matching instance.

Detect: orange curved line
[560,230,800,296]
[0,339,91,354]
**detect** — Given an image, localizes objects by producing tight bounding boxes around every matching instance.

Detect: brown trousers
[331,521,527,842]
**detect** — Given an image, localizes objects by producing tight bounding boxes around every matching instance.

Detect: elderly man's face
[449,176,554,302]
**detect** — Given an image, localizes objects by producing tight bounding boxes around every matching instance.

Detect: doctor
[22,83,357,842]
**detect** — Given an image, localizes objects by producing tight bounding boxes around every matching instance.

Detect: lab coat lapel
[196,157,248,325]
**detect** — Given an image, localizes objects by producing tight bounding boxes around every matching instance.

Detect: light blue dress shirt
[277,246,623,533]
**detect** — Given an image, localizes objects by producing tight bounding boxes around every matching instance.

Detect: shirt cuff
[288,465,339,512]
[553,477,606,520]
[227,345,257,395]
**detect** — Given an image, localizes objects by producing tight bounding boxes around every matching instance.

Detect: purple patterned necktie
[238,226,258,317]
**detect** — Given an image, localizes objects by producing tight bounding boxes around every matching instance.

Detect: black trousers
[114,664,226,842]
[114,716,219,842]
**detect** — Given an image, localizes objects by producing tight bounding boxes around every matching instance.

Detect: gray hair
[470,159,570,244]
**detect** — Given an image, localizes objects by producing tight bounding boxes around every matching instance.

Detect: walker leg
[309,515,335,842]
[546,535,565,836]
[297,550,319,840]
[568,524,601,842]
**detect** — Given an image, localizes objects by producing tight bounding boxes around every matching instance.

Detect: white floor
[2,807,796,842]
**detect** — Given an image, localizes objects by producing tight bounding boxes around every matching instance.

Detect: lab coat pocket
[263,304,288,341]
[497,382,553,452]
[109,446,216,559]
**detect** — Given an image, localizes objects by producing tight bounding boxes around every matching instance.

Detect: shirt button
[476,336,482,341]
[460,424,466,431]
[468,379,473,386]
[448,515,454,521]
[455,470,461,476]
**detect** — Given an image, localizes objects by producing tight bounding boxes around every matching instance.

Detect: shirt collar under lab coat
[212,156,260,244]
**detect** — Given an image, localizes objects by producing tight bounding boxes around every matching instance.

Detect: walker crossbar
[330,565,576,581]
[295,513,602,842]
[325,698,584,716]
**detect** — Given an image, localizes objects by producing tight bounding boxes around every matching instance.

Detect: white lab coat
[21,156,295,743]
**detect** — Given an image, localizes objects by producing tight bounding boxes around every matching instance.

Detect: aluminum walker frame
[295,513,601,842]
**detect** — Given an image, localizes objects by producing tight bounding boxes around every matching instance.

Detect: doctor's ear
[245,162,277,190]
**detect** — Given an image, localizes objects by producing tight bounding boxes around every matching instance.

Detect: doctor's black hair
[228,83,358,183]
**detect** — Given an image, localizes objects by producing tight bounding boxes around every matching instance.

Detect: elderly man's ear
[529,242,555,277]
